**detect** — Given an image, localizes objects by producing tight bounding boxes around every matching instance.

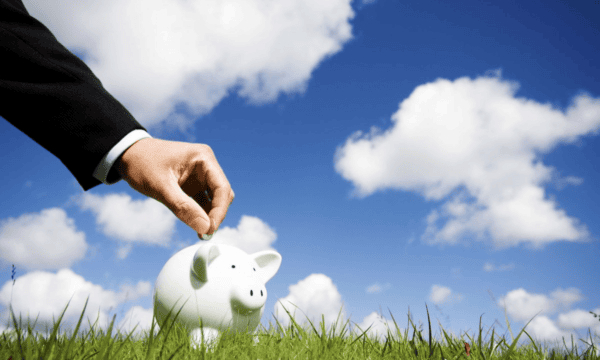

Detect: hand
[114,138,234,240]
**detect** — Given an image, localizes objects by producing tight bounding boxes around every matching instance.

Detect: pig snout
[230,280,267,315]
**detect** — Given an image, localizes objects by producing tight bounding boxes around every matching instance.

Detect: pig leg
[190,327,220,352]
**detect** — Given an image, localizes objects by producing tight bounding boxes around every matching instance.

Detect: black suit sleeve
[0,0,148,191]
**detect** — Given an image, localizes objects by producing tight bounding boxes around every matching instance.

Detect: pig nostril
[261,290,263,296]
[250,290,253,296]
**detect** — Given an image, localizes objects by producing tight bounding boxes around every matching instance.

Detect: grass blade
[498,310,542,360]
[61,295,90,360]
[425,303,433,358]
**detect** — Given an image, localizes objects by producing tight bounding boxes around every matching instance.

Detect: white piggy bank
[153,242,282,347]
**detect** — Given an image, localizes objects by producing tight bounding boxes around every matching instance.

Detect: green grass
[2,264,599,359]
[1,297,599,360]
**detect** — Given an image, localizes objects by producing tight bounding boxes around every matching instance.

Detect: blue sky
[1,0,599,353]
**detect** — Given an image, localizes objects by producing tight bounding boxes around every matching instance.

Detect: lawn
[1,296,599,360]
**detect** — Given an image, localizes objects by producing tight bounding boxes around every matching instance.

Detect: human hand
[114,138,234,240]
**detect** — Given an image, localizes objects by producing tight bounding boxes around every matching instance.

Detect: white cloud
[117,243,134,260]
[73,193,177,255]
[552,175,584,191]
[210,215,277,254]
[366,282,391,294]
[0,269,150,336]
[525,315,582,351]
[354,312,401,341]
[23,0,354,137]
[497,287,600,352]
[557,308,600,329]
[0,208,87,270]
[429,285,463,305]
[549,288,587,312]
[499,287,584,322]
[274,274,346,333]
[116,306,157,340]
[117,281,152,303]
[334,71,600,250]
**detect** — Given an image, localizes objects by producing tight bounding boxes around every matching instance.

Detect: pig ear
[252,251,282,284]
[191,244,221,282]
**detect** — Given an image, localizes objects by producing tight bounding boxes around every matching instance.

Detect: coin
[201,233,213,241]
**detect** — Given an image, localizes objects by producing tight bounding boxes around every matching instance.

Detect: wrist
[114,153,128,178]
[115,139,141,178]
[116,137,154,178]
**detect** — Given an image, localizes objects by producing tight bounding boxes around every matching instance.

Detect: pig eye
[231,265,235,268]
[253,268,256,271]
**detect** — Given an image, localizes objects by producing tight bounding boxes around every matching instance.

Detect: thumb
[163,187,213,236]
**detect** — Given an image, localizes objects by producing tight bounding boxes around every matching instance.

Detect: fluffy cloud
[499,287,584,322]
[429,285,463,305]
[210,215,277,254]
[117,282,153,303]
[73,193,177,258]
[116,305,157,340]
[0,208,87,270]
[354,312,400,341]
[557,308,600,330]
[334,71,600,250]
[498,287,600,352]
[0,269,151,336]
[274,274,346,333]
[23,0,354,136]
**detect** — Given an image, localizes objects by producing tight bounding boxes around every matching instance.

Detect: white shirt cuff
[93,129,153,185]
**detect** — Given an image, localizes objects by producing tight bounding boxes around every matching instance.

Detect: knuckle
[171,198,193,218]
[192,144,216,165]
[201,144,214,155]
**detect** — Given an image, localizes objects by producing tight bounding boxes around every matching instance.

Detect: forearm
[0,1,148,191]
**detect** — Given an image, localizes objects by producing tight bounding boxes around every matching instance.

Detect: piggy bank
[153,242,282,347]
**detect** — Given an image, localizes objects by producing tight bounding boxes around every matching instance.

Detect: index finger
[205,165,234,233]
